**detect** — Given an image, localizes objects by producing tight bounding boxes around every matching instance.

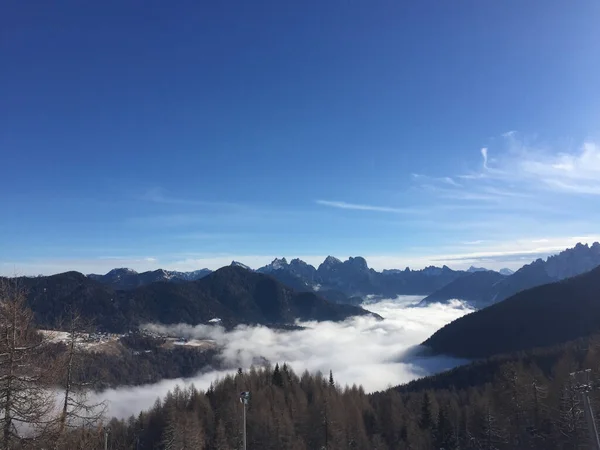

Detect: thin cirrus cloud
[460,137,600,195]
[315,200,417,214]
[412,134,600,213]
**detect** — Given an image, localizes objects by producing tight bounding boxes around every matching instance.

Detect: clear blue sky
[2,0,600,275]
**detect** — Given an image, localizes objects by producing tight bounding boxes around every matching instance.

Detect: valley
[4,241,600,448]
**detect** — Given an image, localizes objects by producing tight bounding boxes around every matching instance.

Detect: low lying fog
[93,297,473,419]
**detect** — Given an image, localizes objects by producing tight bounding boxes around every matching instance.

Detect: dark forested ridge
[10,266,377,332]
[422,265,600,359]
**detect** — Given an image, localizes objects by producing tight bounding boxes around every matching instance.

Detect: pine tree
[213,419,231,450]
[272,363,284,387]
[329,370,334,387]
[419,392,433,430]
[434,405,457,450]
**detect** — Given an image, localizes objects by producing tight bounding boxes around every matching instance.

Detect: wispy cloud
[459,137,600,196]
[462,240,486,245]
[411,174,462,187]
[411,134,600,229]
[140,187,238,208]
[481,147,489,169]
[316,200,416,214]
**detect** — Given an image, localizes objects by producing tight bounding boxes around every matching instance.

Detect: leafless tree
[0,279,55,449]
[52,309,106,448]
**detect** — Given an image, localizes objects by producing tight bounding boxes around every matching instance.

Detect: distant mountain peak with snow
[107,268,138,275]
[467,266,490,273]
[230,261,252,271]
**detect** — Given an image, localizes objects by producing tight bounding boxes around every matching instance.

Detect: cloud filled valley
[94,297,472,419]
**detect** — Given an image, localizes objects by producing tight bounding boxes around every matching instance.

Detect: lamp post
[240,391,250,450]
[103,426,111,450]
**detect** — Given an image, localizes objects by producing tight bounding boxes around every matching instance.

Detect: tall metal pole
[243,400,247,450]
[240,391,250,450]
[583,394,600,450]
[103,426,110,450]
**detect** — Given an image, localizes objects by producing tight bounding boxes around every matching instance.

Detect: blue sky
[2,0,600,275]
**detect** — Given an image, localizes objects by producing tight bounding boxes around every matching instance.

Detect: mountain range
[13,266,378,332]
[84,244,600,309]
[88,257,470,304]
[419,242,600,308]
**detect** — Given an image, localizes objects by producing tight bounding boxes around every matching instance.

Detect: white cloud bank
[92,297,472,419]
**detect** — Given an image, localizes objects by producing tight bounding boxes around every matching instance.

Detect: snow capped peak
[499,268,514,276]
[257,258,290,273]
[106,268,138,276]
[230,261,252,271]
[467,266,494,273]
[109,268,137,274]
[270,257,289,270]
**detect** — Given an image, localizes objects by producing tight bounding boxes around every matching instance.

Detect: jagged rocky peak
[422,265,443,276]
[544,241,600,279]
[271,257,289,269]
[347,256,369,271]
[321,256,342,267]
[290,258,309,267]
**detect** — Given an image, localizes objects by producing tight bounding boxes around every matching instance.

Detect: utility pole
[102,426,111,450]
[240,391,250,450]
[571,370,600,450]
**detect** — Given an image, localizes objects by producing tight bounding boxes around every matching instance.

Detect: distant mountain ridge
[88,267,212,290]
[10,266,377,333]
[257,256,467,301]
[420,242,600,308]
[84,243,599,307]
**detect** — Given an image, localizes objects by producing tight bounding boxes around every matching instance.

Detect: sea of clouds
[92,296,473,419]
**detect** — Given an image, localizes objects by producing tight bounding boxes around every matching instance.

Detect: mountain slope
[421,265,600,359]
[420,242,600,307]
[419,271,507,307]
[12,267,376,332]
